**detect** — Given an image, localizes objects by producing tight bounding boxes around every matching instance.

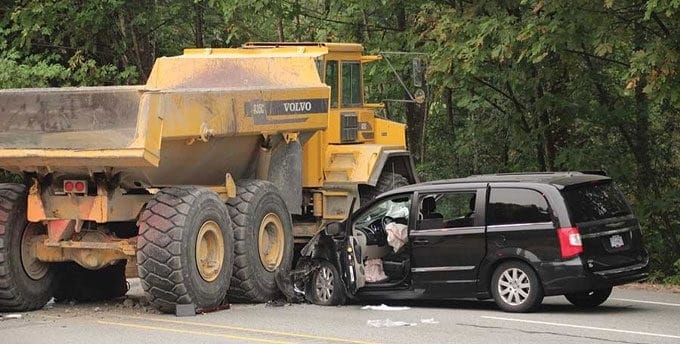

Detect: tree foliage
[0,0,678,282]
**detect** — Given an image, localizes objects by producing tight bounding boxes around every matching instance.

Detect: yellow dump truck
[0,42,416,312]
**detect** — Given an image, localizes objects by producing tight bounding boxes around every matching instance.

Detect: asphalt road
[1,279,679,344]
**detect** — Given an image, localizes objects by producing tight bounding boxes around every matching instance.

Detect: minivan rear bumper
[539,253,649,296]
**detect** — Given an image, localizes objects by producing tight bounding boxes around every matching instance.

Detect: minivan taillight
[557,227,583,259]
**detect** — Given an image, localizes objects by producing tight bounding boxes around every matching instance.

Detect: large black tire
[0,183,56,311]
[54,261,128,302]
[137,187,234,313]
[490,260,544,313]
[307,260,346,306]
[359,171,409,205]
[227,180,293,303]
[565,287,612,308]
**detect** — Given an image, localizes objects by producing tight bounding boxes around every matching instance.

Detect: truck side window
[418,192,476,230]
[342,61,362,106]
[487,188,551,226]
[315,58,324,80]
[326,61,338,108]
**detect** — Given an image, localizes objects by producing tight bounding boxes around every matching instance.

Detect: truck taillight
[63,180,87,194]
[75,181,86,192]
[557,227,583,259]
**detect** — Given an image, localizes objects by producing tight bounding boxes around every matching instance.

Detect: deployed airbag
[385,222,408,252]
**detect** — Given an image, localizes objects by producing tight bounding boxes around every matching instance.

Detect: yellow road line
[98,320,297,344]
[121,315,377,344]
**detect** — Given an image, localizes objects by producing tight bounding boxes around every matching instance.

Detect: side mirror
[324,222,343,236]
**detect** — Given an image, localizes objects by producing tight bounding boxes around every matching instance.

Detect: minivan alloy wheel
[315,265,335,302]
[498,268,531,306]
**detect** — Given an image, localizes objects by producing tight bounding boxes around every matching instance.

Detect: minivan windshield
[561,182,632,223]
[354,196,410,228]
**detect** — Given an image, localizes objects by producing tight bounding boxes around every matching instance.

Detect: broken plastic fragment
[361,304,410,311]
[367,319,417,327]
[420,318,439,324]
[1,314,22,320]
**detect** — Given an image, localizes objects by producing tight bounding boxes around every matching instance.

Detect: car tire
[565,287,612,308]
[490,260,544,313]
[137,187,234,313]
[308,260,346,306]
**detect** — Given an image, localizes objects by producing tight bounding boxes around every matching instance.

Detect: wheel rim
[20,223,49,280]
[258,213,285,272]
[315,266,334,302]
[498,268,531,306]
[21,223,50,281]
[196,220,224,282]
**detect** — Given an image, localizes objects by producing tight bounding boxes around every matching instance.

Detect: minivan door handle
[412,239,429,246]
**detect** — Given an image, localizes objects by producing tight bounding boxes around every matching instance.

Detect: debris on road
[420,318,439,324]
[175,303,196,317]
[361,304,411,311]
[265,299,288,308]
[43,297,56,310]
[367,319,417,327]
[0,313,23,321]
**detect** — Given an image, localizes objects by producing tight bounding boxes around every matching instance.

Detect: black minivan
[290,172,649,312]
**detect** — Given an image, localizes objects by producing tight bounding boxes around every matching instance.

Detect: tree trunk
[194,0,205,48]
[277,18,284,41]
[405,99,427,164]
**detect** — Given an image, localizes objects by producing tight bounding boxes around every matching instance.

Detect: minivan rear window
[561,182,631,223]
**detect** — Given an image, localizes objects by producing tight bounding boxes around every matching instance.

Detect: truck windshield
[561,182,632,223]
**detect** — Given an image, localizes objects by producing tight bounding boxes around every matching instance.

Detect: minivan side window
[487,188,551,226]
[417,192,476,230]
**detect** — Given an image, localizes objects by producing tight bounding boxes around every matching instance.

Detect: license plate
[609,234,625,248]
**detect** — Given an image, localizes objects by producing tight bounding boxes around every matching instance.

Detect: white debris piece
[361,304,411,311]
[43,297,55,310]
[420,318,439,324]
[1,314,22,320]
[367,319,417,327]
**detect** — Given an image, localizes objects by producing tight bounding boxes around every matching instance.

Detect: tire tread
[0,183,52,311]
[137,187,201,313]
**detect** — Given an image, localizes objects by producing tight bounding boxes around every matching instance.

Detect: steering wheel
[382,216,395,228]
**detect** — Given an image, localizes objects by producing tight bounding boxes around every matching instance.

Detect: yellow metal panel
[324,144,385,184]
[302,131,325,187]
[0,149,156,168]
[325,52,366,61]
[156,88,329,139]
[373,118,407,148]
[147,55,324,89]
[184,46,328,58]
[361,55,382,63]
[243,42,362,53]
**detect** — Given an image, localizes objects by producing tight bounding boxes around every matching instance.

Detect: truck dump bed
[0,46,330,187]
